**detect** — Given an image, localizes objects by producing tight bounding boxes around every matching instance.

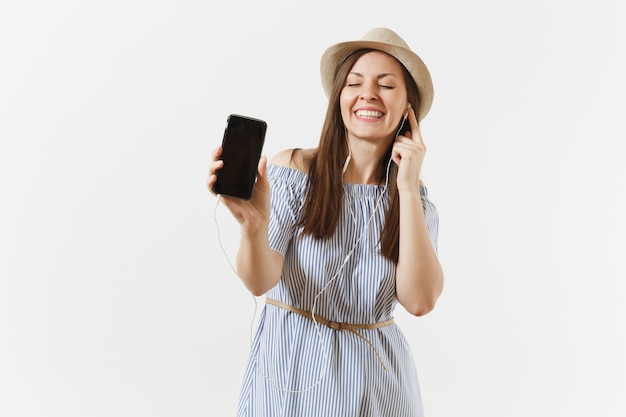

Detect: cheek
[339,92,353,119]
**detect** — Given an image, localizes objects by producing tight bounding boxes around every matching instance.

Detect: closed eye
[346,84,394,89]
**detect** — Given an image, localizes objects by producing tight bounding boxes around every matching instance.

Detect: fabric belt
[265,298,394,370]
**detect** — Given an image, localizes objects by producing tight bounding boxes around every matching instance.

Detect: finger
[258,155,268,176]
[208,159,224,180]
[395,129,412,142]
[206,164,222,193]
[392,137,426,164]
[391,141,405,166]
[208,156,224,172]
[208,147,224,178]
[407,108,424,145]
[207,147,225,194]
[211,146,223,160]
[207,172,217,193]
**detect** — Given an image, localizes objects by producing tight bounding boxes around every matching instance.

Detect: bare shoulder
[269,148,316,174]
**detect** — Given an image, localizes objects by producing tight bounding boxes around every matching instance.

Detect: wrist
[240,219,269,240]
[397,185,422,199]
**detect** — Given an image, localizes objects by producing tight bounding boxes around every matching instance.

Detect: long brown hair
[298,49,420,263]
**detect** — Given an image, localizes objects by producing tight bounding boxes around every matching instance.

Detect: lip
[354,107,386,121]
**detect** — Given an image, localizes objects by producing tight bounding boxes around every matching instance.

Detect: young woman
[208,27,443,417]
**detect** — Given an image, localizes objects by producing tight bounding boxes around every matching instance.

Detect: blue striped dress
[236,165,439,417]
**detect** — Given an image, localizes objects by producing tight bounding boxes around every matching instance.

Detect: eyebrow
[348,72,398,79]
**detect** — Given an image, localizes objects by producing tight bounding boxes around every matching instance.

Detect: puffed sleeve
[266,166,306,256]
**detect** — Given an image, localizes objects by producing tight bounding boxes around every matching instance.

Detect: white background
[1,0,625,416]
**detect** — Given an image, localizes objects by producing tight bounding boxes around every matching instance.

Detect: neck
[342,135,392,184]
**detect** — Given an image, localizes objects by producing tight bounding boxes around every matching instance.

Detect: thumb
[255,155,269,190]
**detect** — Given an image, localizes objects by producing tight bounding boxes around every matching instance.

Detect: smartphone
[212,114,267,200]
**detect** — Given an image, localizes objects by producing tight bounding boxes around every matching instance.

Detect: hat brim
[320,40,434,121]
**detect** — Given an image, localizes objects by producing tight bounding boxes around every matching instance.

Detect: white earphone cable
[213,195,259,345]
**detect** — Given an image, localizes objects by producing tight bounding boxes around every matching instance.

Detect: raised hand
[207,146,270,233]
[392,107,425,195]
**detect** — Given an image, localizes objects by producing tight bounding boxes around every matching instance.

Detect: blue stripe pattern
[236,165,439,417]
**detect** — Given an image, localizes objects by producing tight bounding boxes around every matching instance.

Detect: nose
[359,81,378,102]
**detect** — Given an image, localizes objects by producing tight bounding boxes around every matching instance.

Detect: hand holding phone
[212,114,267,200]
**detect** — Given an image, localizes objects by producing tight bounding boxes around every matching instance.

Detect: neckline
[267,164,428,197]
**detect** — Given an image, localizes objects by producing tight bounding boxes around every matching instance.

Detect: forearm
[236,226,283,296]
[395,192,444,316]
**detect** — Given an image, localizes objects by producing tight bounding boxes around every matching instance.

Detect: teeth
[356,110,383,118]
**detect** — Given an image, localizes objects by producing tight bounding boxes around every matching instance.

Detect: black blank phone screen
[213,114,266,200]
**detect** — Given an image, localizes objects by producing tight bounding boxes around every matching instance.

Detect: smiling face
[340,51,409,144]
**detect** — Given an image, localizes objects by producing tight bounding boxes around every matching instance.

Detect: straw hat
[320,27,434,121]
